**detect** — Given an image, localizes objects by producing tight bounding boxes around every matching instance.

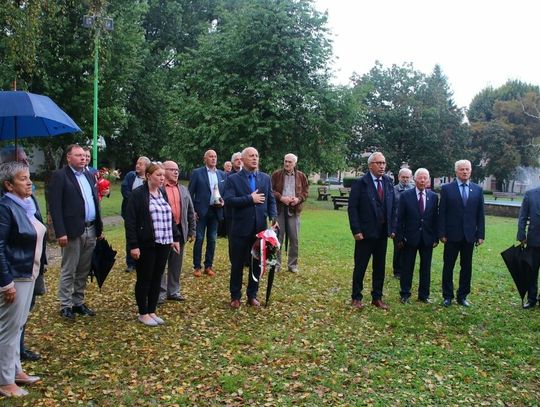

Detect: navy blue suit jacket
[348,172,396,238]
[49,166,103,239]
[188,166,226,219]
[438,180,485,243]
[396,188,439,247]
[517,187,540,247]
[223,169,277,238]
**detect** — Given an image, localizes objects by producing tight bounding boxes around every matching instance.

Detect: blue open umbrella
[0,91,81,142]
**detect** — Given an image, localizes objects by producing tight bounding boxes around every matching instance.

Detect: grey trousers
[58,225,96,309]
[277,210,300,270]
[0,279,35,385]
[160,243,186,299]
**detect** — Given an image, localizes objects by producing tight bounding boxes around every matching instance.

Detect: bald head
[242,147,259,171]
[163,160,179,183]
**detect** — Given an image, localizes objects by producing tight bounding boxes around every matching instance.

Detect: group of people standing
[4,143,539,398]
[348,152,485,310]
[118,147,308,317]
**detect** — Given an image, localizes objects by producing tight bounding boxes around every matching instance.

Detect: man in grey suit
[160,161,196,303]
[517,181,540,309]
[393,168,413,279]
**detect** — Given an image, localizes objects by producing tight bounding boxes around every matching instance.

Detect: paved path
[47,215,124,267]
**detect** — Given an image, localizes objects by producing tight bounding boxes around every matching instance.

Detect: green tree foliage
[349,62,467,177]
[165,0,353,173]
[468,80,540,188]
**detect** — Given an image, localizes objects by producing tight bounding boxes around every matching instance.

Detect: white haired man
[271,153,309,273]
[439,159,485,307]
[392,167,413,279]
[396,168,438,304]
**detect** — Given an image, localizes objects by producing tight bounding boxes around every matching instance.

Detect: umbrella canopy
[90,238,117,289]
[500,244,534,301]
[0,91,81,141]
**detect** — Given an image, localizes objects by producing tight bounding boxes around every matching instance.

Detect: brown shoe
[351,299,365,309]
[247,298,260,307]
[371,299,389,310]
[193,268,202,277]
[204,267,215,277]
[230,299,241,309]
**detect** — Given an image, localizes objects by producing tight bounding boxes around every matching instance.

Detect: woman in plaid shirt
[125,163,180,326]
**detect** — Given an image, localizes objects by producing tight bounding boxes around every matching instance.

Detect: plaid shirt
[149,192,174,244]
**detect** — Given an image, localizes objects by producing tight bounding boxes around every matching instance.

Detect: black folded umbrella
[90,238,117,289]
[500,244,534,302]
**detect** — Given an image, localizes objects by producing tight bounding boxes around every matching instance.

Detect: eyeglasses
[372,161,386,166]
[165,168,179,172]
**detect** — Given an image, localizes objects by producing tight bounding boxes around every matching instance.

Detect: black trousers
[400,242,433,300]
[392,239,405,275]
[351,236,388,301]
[135,243,170,314]
[527,246,540,303]
[229,235,260,300]
[442,239,474,300]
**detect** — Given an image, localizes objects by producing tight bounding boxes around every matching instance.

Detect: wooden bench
[332,196,349,210]
[493,192,517,201]
[339,187,351,197]
[317,186,330,201]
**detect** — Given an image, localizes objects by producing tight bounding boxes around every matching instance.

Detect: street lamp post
[83,14,113,168]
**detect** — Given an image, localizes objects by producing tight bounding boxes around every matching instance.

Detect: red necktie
[418,191,424,214]
[376,179,384,201]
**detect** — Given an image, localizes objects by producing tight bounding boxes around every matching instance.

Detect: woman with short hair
[0,162,45,397]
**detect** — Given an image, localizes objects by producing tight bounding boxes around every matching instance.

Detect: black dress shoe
[60,307,76,320]
[400,297,410,304]
[72,304,96,316]
[21,349,41,361]
[442,299,452,307]
[523,301,537,309]
[457,298,471,307]
[167,294,185,301]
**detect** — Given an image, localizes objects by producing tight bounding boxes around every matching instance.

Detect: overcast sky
[313,0,540,108]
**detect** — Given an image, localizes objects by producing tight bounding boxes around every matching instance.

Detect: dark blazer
[188,166,226,219]
[224,169,277,237]
[438,180,485,243]
[397,188,439,247]
[49,166,103,239]
[0,195,46,286]
[348,172,396,239]
[120,170,137,218]
[517,187,540,247]
[125,184,180,250]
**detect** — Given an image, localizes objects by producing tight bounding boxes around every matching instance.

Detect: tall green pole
[92,33,99,169]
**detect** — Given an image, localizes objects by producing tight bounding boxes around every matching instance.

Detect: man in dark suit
[224,147,277,308]
[517,180,540,309]
[188,150,226,277]
[439,159,485,307]
[49,144,103,319]
[396,168,438,304]
[348,152,396,310]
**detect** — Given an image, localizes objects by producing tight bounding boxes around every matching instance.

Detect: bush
[342,177,357,188]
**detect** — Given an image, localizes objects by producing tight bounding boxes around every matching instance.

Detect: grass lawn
[16,184,540,405]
